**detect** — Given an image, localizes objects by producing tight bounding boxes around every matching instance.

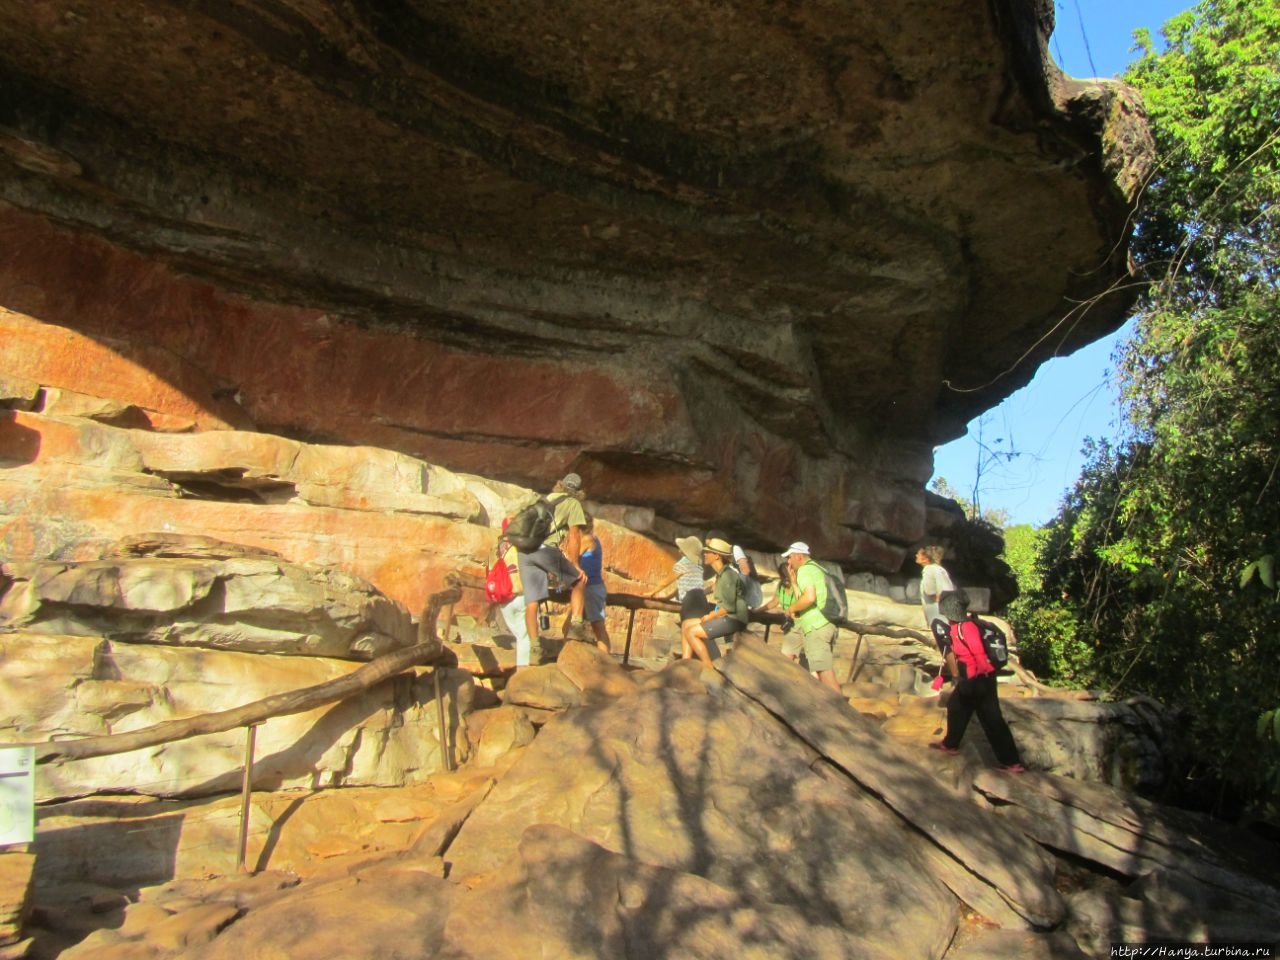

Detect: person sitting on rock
[650,535,713,632]
[929,589,1025,773]
[679,537,747,667]
[578,516,612,654]
[780,542,842,693]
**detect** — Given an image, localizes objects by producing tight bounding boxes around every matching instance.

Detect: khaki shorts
[800,621,839,673]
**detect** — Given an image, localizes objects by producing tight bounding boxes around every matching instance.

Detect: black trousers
[944,673,1021,766]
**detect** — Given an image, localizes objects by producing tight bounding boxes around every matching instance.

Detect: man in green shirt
[781,542,843,693]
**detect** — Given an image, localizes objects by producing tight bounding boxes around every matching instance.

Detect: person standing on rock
[578,516,612,654]
[680,537,747,667]
[780,542,843,693]
[494,522,535,668]
[929,590,1025,772]
[761,556,801,662]
[518,473,589,648]
[916,544,954,630]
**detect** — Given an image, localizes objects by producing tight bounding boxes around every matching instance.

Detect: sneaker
[928,741,960,756]
[997,762,1026,773]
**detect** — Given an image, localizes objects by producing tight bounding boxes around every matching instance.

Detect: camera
[538,608,550,631]
[781,617,795,634]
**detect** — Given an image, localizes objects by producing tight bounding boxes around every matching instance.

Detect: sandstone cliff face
[0,0,1152,565]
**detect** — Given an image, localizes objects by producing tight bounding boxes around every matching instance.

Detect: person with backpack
[679,537,748,667]
[929,589,1025,772]
[780,542,843,693]
[732,545,765,611]
[513,473,590,648]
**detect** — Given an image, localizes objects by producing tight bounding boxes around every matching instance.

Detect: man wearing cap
[518,472,591,646]
[781,542,843,693]
[680,537,748,667]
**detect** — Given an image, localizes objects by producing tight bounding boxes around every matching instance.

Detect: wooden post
[845,632,865,684]
[236,722,259,874]
[622,608,637,666]
[433,667,454,772]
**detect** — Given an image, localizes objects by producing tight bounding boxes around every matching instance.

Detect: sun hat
[561,472,582,492]
[675,536,704,565]
[704,537,734,557]
[780,541,810,558]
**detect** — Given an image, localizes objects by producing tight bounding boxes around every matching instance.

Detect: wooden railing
[26,575,465,872]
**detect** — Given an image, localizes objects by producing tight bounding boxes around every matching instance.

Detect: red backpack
[485,539,517,604]
[949,620,995,679]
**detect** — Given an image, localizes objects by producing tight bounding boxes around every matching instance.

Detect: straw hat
[704,537,734,557]
[675,536,703,565]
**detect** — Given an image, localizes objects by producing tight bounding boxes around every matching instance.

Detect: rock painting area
[0,0,1155,562]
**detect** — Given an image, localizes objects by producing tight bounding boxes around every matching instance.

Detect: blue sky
[929,0,1194,528]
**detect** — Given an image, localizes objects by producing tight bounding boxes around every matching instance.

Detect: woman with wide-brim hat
[680,537,749,667]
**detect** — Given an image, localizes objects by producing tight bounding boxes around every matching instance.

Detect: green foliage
[1001,524,1045,593]
[1020,0,1280,812]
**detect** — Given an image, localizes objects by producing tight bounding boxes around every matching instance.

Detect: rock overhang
[0,0,1153,566]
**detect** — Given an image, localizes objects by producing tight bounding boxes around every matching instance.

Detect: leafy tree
[1018,0,1280,812]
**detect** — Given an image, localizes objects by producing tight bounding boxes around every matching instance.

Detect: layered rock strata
[0,0,1153,565]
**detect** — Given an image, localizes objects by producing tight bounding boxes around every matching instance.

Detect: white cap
[732,545,747,562]
[781,541,810,558]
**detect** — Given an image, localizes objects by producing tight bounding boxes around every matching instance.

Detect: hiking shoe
[564,619,589,642]
[997,762,1027,773]
[928,741,960,756]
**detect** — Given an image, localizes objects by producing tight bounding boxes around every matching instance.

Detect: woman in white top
[916,544,954,630]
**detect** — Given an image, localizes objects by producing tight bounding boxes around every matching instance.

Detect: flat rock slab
[720,636,1063,929]
[448,654,966,959]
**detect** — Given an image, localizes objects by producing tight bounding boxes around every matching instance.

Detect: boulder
[451,653,967,958]
[1,536,413,661]
[0,853,34,948]
[0,409,675,646]
[1001,695,1179,793]
[445,824,902,960]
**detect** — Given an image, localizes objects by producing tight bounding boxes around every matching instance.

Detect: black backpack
[976,618,1010,670]
[506,498,556,553]
[816,564,847,624]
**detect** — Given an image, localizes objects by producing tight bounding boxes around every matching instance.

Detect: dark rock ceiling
[0,0,1153,562]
